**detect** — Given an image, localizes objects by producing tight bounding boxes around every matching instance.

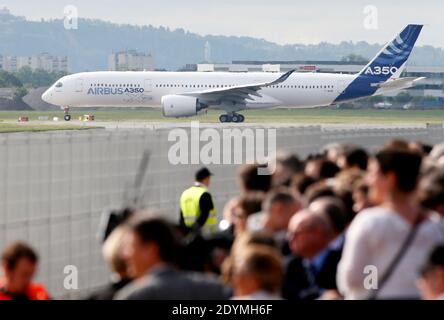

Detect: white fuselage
[42,71,358,110]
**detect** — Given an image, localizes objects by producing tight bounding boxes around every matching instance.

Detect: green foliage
[15,67,67,88]
[13,86,28,102]
[0,70,22,87]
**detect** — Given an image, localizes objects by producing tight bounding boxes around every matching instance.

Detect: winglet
[268,69,296,86]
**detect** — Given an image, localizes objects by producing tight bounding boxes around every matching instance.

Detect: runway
[4,119,429,131]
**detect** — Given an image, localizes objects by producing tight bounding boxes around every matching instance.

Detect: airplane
[42,24,425,123]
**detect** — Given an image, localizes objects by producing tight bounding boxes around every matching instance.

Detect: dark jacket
[115,265,229,300]
[88,278,131,300]
[282,255,320,300]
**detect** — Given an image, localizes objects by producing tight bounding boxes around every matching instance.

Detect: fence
[0,123,442,298]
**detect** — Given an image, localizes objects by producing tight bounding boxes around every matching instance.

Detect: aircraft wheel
[219,114,228,123]
[219,114,230,123]
[64,114,72,121]
[238,114,245,123]
[231,114,240,123]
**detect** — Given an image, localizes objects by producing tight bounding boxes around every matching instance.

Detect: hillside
[1,12,444,72]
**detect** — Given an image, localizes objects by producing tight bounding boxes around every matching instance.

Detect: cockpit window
[55,82,63,88]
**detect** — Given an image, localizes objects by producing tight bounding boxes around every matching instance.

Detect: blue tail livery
[335,24,423,102]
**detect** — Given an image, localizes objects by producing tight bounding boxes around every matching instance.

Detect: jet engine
[161,95,205,117]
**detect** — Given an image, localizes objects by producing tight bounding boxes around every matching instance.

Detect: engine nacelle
[161,95,201,118]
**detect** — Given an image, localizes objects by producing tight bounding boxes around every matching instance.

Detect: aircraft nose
[41,88,53,104]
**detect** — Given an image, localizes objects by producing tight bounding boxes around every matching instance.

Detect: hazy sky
[1,0,443,46]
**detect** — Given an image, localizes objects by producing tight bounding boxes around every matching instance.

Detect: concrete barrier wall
[0,124,442,298]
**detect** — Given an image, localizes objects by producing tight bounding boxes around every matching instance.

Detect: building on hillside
[0,53,69,73]
[108,50,155,71]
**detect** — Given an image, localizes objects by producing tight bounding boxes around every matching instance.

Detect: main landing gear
[219,113,245,123]
[63,106,71,121]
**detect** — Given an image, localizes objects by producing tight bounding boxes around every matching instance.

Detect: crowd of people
[1,139,444,300]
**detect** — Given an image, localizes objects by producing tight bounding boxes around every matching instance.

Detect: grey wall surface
[0,124,443,299]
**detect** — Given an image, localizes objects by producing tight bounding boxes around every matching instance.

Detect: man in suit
[115,215,228,300]
[308,196,348,291]
[282,209,336,300]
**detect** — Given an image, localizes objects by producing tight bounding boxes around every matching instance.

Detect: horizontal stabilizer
[375,77,425,91]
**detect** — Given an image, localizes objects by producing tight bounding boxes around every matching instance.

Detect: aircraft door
[144,79,152,93]
[75,79,83,92]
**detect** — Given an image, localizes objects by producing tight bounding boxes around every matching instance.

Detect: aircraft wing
[375,77,425,91]
[179,69,295,106]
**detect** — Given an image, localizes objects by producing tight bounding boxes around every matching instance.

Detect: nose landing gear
[63,107,71,121]
[219,113,245,123]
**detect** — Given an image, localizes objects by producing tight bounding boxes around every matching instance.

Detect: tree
[13,86,28,102]
[0,70,22,87]
[15,67,67,88]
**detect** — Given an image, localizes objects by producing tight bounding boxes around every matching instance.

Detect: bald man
[308,197,348,291]
[282,209,336,300]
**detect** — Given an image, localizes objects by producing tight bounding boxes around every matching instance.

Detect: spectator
[116,214,227,300]
[231,246,283,300]
[232,192,266,236]
[409,141,433,157]
[309,197,348,291]
[238,163,272,194]
[282,209,336,300]
[304,154,324,178]
[338,147,369,171]
[304,183,335,205]
[247,189,300,250]
[0,242,50,300]
[310,197,348,237]
[352,181,371,214]
[384,139,410,150]
[319,160,341,179]
[272,152,304,187]
[221,232,277,287]
[322,143,346,164]
[417,245,444,300]
[88,226,132,300]
[429,143,444,166]
[337,147,444,299]
[334,169,367,221]
[221,197,241,228]
[290,174,320,199]
[333,187,358,225]
[419,170,444,217]
[335,169,365,192]
[205,193,266,274]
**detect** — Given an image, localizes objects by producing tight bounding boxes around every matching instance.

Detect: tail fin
[360,24,423,80]
[335,24,423,102]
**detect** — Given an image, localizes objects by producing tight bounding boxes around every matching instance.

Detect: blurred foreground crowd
[2,139,444,300]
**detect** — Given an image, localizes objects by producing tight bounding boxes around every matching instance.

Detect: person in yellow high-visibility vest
[180,167,218,235]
